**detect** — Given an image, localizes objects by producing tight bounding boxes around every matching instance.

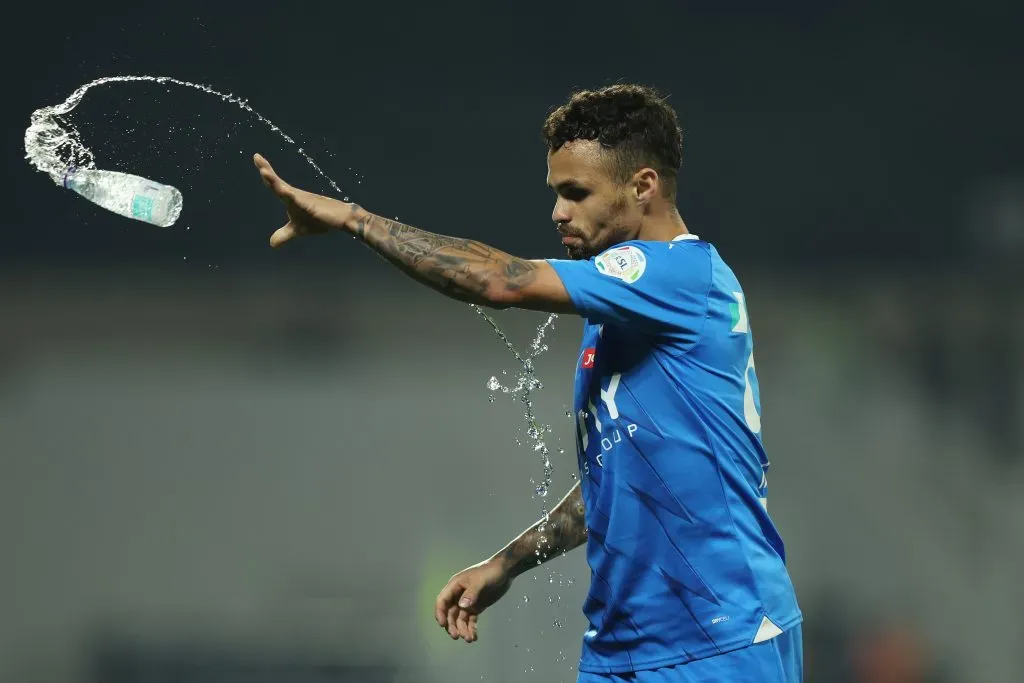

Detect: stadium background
[2,2,1022,681]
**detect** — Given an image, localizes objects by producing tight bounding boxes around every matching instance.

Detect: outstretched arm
[253,153,575,312]
[346,206,574,311]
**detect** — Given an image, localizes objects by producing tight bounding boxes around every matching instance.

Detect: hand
[434,559,512,643]
[253,153,355,248]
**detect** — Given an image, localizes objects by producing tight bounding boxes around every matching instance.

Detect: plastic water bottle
[63,166,183,227]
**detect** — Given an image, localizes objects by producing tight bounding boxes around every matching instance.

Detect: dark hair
[542,84,683,197]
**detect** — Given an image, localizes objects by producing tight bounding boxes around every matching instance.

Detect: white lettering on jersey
[576,409,589,451]
[743,351,761,433]
[599,373,621,419]
[731,291,749,333]
[578,372,638,468]
[588,399,602,432]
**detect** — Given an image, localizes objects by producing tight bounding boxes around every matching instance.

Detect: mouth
[558,228,583,246]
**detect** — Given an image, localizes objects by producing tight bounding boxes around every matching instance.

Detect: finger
[468,614,478,643]
[447,605,461,639]
[435,583,459,628]
[253,154,291,197]
[455,609,472,642]
[270,223,296,248]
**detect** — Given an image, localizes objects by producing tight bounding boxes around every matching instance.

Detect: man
[253,83,803,682]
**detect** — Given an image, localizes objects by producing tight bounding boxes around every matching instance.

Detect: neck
[636,205,689,242]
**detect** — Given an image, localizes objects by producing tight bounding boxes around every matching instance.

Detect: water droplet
[522,595,529,603]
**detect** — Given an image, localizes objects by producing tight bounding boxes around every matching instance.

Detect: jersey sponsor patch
[581,347,596,368]
[595,245,647,283]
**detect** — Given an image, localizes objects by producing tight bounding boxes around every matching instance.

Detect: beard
[565,243,588,260]
[564,223,632,261]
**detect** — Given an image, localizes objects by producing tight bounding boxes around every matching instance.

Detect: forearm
[344,206,537,308]
[489,482,587,579]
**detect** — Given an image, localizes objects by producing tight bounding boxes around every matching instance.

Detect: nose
[552,197,571,226]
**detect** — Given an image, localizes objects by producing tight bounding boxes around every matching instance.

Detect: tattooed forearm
[345,207,538,307]
[493,483,587,578]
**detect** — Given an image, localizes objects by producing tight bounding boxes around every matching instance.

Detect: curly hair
[542,84,683,198]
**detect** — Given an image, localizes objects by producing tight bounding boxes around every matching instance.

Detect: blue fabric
[547,238,802,674]
[576,625,803,682]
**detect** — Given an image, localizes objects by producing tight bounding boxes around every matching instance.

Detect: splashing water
[27,82,578,660]
[473,303,583,669]
[25,79,568,492]
[474,306,562,502]
[24,75,347,199]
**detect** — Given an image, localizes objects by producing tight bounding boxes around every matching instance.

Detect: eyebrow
[547,179,583,192]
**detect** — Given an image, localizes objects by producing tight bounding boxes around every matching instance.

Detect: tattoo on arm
[351,206,370,239]
[497,483,587,578]
[350,210,538,306]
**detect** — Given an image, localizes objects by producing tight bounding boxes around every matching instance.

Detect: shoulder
[593,239,712,287]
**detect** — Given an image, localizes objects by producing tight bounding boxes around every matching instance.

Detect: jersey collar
[672,233,700,241]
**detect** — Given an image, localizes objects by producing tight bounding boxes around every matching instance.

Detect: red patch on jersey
[581,348,596,369]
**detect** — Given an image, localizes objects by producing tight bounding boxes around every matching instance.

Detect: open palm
[253,153,354,248]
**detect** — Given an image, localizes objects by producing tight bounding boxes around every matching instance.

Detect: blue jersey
[546,235,802,674]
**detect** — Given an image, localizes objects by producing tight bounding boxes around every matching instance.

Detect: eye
[562,186,589,202]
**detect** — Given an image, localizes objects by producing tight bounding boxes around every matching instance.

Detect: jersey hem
[576,612,803,675]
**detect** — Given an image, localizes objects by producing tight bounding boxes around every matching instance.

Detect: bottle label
[131,194,154,221]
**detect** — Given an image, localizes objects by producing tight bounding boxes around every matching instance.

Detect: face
[546,140,639,260]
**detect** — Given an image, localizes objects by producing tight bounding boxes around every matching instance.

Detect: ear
[632,168,660,203]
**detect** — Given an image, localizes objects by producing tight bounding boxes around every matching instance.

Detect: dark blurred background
[2,2,1022,682]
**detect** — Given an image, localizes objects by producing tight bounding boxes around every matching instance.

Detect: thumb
[458,587,478,609]
[270,223,297,248]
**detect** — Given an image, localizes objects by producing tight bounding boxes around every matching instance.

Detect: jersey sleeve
[546,240,712,345]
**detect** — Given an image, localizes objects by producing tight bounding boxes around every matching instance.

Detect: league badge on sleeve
[595,245,647,283]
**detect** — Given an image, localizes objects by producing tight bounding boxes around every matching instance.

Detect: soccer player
[253,83,803,682]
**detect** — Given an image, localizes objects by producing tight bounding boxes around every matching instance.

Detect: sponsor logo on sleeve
[595,245,647,283]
